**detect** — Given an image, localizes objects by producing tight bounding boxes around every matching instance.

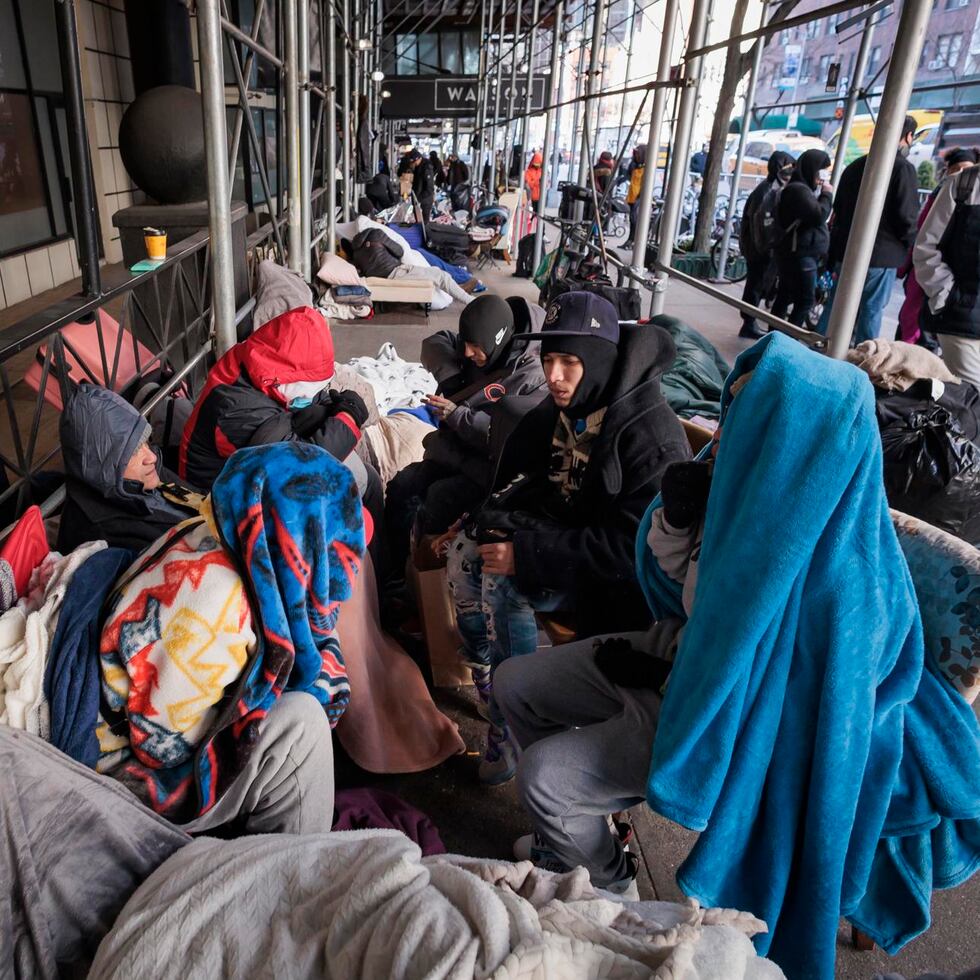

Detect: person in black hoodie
[818,115,920,344]
[385,295,549,579]
[738,150,795,338]
[58,384,200,555]
[771,148,833,327]
[445,291,690,784]
[409,150,435,220]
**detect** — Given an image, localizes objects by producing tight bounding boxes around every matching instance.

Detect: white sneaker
[478,725,517,785]
[513,833,568,874]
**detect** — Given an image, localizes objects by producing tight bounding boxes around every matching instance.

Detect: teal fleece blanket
[642,333,980,979]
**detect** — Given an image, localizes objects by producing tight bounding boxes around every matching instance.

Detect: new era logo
[590,317,601,329]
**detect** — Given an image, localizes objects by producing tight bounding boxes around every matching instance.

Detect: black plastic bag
[880,406,980,545]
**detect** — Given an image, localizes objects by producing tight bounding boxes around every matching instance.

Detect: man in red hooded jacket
[180,307,368,489]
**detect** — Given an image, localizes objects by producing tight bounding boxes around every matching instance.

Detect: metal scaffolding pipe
[473,0,488,160]
[535,0,564,269]
[490,18,507,191]
[285,0,302,271]
[341,0,352,218]
[714,0,767,280]
[547,7,567,195]
[576,0,608,187]
[504,0,524,190]
[650,0,710,315]
[225,0,267,190]
[326,0,338,250]
[824,0,930,359]
[196,0,237,355]
[299,0,312,279]
[220,16,284,67]
[630,0,679,274]
[831,8,876,189]
[54,0,101,298]
[614,0,636,151]
[566,30,586,187]
[513,0,539,234]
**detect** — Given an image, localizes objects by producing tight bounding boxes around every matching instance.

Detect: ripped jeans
[446,530,565,722]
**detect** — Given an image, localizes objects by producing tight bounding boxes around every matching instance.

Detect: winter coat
[58,384,198,555]
[739,150,795,263]
[627,164,645,205]
[349,228,404,279]
[524,154,543,203]
[413,161,435,204]
[914,164,980,341]
[776,149,833,261]
[365,173,398,212]
[829,152,919,269]
[593,155,614,195]
[447,159,470,186]
[485,320,691,632]
[420,300,548,485]
[179,308,361,488]
[356,117,373,183]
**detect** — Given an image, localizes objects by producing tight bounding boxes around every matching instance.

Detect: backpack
[751,181,786,255]
[515,234,537,278]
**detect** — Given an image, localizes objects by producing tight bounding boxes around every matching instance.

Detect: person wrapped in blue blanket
[496,332,980,978]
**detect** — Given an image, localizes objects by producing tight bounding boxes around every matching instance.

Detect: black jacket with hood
[58,384,198,555]
[776,149,833,260]
[485,321,691,631]
[420,298,549,484]
[828,151,919,269]
[348,228,404,279]
[740,150,794,263]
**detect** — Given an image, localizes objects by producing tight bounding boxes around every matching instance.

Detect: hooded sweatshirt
[776,148,833,260]
[420,297,548,484]
[180,307,360,488]
[58,385,198,554]
[485,321,691,631]
[740,150,795,262]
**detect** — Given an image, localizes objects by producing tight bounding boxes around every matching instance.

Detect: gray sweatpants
[495,623,678,887]
[180,691,335,836]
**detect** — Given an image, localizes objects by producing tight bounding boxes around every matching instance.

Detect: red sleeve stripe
[334,412,361,441]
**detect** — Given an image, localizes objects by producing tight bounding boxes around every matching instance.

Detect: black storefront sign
[381,75,547,119]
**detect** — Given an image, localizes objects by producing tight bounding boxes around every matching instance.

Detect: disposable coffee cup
[144,227,167,260]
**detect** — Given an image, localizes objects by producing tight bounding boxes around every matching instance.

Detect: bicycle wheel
[710,239,747,283]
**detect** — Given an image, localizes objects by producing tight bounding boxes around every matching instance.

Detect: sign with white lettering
[381,75,548,119]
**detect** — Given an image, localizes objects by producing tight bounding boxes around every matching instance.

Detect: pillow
[254,260,314,328]
[0,506,49,610]
[317,252,363,287]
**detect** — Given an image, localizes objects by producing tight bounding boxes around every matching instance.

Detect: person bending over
[58,384,200,555]
[385,294,548,580]
[446,291,690,784]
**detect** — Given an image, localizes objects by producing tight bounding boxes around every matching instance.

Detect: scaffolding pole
[824,0,930,359]
[490,16,506,190]
[299,0,312,278]
[326,0,338,250]
[341,0,352,218]
[504,0,524,189]
[284,0,302,272]
[513,0,539,234]
[197,0,237,355]
[54,0,101,298]
[548,7,567,193]
[831,9,876,189]
[576,0,608,187]
[630,0,679,275]
[474,0,489,160]
[566,31,587,186]
[650,0,710,315]
[614,0,636,152]
[714,0,767,281]
[535,0,564,268]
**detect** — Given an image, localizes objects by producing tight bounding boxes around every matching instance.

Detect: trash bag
[880,405,980,545]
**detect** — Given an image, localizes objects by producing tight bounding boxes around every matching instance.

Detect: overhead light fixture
[372,69,385,81]
[381,89,392,98]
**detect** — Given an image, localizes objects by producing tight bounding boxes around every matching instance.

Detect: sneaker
[469,664,493,721]
[603,852,640,902]
[473,282,488,293]
[478,724,517,784]
[513,833,568,873]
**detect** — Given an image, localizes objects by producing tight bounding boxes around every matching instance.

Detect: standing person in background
[818,116,920,344]
[623,145,646,248]
[447,153,470,189]
[914,158,980,388]
[524,152,543,207]
[737,150,795,339]
[409,149,435,221]
[593,151,614,196]
[771,149,833,328]
[689,143,708,175]
[355,96,373,184]
[430,151,446,188]
[898,147,979,349]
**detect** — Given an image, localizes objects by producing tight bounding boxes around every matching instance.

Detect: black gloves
[326,389,369,428]
[593,636,672,690]
[659,461,712,529]
[290,402,329,437]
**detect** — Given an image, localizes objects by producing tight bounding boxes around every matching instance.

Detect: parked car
[826,110,943,169]
[723,130,827,175]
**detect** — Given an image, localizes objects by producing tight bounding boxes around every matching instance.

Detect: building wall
[756,0,980,134]
[0,0,141,310]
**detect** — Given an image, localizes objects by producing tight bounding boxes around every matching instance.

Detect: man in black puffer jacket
[446,291,690,784]
[346,227,404,279]
[771,148,833,327]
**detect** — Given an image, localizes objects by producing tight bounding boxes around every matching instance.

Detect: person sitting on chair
[445,291,690,785]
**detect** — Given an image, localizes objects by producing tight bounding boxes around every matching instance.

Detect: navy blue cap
[539,291,621,346]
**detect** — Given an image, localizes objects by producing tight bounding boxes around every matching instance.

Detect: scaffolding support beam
[326,0,338,250]
[630,0,679,275]
[576,0,608,187]
[299,0,312,279]
[535,0,564,269]
[197,0,237,355]
[650,0,710,315]
[831,8,876,189]
[513,0,539,230]
[285,0,302,272]
[341,0,352,218]
[824,0,930,359]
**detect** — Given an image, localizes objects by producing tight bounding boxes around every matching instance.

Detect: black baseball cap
[515,291,621,347]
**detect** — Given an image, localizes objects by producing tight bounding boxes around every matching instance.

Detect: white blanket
[89,830,784,980]
[0,541,105,737]
[348,342,437,414]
